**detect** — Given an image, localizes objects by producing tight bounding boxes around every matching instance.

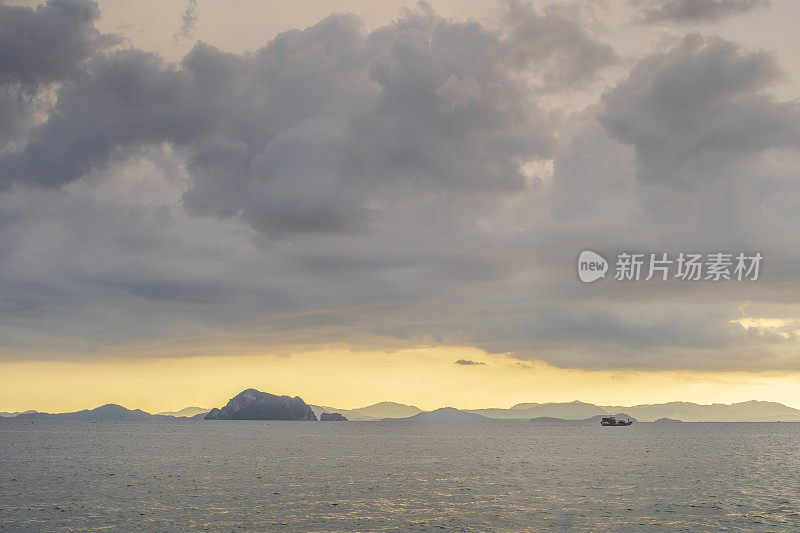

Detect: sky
[1,0,800,413]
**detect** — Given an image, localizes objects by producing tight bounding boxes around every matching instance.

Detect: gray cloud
[177,0,198,39]
[4,47,220,187]
[0,0,100,150]
[454,359,485,365]
[1,1,617,213]
[0,0,99,86]
[600,34,797,187]
[597,34,800,245]
[500,0,618,90]
[632,0,769,23]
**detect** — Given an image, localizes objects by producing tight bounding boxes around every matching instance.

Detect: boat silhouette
[600,416,632,426]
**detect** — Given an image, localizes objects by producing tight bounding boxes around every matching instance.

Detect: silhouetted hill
[6,398,800,423]
[385,407,490,422]
[600,401,800,422]
[16,404,174,420]
[471,401,607,420]
[654,418,684,423]
[205,389,317,420]
[157,406,210,417]
[311,401,421,421]
[0,410,37,418]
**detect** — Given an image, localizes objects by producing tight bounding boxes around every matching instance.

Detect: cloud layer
[632,0,769,23]
[1,0,799,372]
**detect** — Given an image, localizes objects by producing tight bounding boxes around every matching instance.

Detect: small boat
[600,416,632,426]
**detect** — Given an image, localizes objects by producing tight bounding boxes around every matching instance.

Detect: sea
[1,419,799,532]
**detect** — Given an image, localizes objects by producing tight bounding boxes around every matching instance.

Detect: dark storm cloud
[0,0,100,149]
[0,0,99,85]
[1,2,617,236]
[4,48,221,187]
[454,359,485,365]
[632,0,769,23]
[595,34,800,247]
[599,35,798,190]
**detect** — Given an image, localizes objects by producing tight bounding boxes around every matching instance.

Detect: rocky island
[320,412,348,421]
[204,389,317,420]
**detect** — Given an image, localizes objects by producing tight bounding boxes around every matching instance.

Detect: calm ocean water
[1,419,799,532]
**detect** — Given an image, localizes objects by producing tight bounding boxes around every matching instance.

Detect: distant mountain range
[598,401,800,422]
[0,410,38,418]
[310,401,422,421]
[157,406,211,417]
[308,399,800,422]
[466,400,800,422]
[470,401,606,420]
[15,404,177,420]
[4,395,800,422]
[384,407,490,422]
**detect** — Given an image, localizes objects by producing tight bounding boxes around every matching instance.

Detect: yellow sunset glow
[4,346,800,413]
